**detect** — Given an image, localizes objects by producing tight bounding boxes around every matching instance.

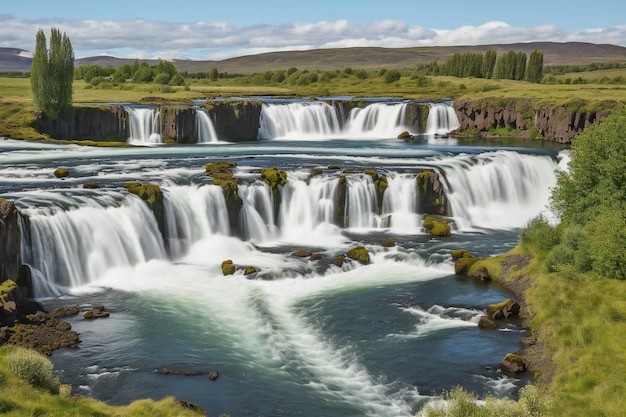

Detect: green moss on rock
[347,246,370,265]
[260,168,287,190]
[423,215,451,236]
[221,260,236,276]
[206,161,237,176]
[53,167,69,178]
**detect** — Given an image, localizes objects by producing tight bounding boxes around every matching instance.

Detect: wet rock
[292,249,313,258]
[327,165,341,170]
[469,266,492,282]
[309,253,322,261]
[309,168,323,177]
[451,249,478,275]
[347,246,370,265]
[157,368,204,376]
[178,399,206,416]
[205,161,237,176]
[397,130,413,140]
[83,305,109,319]
[0,199,19,282]
[416,170,449,216]
[486,299,520,320]
[82,182,100,189]
[500,352,526,374]
[54,167,69,178]
[260,168,287,190]
[208,370,219,381]
[243,266,257,276]
[332,255,346,268]
[382,237,396,247]
[478,315,497,329]
[221,260,236,276]
[423,215,451,237]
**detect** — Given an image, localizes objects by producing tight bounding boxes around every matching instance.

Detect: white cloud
[0,14,624,60]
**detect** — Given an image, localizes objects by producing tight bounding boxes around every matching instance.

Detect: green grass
[475,248,626,417]
[0,345,207,417]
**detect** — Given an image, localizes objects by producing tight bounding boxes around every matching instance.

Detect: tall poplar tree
[526,49,544,83]
[30,28,74,118]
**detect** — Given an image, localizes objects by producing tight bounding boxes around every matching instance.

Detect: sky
[1,0,625,61]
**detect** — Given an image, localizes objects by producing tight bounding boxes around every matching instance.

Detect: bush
[520,215,559,254]
[154,73,171,85]
[6,347,60,394]
[546,244,575,272]
[0,398,19,413]
[384,69,401,83]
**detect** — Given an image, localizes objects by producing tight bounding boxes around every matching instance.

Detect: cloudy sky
[1,0,625,61]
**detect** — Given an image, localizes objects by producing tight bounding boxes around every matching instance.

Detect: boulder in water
[310,253,322,261]
[260,168,287,190]
[243,266,257,276]
[397,131,414,140]
[478,315,497,329]
[205,161,237,176]
[486,299,520,320]
[347,246,370,265]
[382,237,396,247]
[82,182,100,189]
[500,353,526,375]
[469,266,492,282]
[54,167,69,178]
[423,215,451,236]
[332,255,346,267]
[309,168,323,177]
[221,260,236,276]
[83,305,109,319]
[292,249,313,258]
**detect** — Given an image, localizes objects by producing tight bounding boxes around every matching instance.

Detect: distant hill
[2,42,626,74]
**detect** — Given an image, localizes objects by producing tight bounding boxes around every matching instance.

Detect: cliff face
[161,107,196,144]
[455,98,615,143]
[206,100,262,142]
[32,106,128,142]
[0,199,19,283]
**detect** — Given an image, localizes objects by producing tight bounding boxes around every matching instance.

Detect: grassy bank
[0,345,205,417]
[471,245,626,417]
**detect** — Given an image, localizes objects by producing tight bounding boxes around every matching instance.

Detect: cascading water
[0,130,560,416]
[258,102,410,139]
[127,107,163,144]
[426,102,460,135]
[18,190,165,297]
[196,109,219,143]
[440,150,558,230]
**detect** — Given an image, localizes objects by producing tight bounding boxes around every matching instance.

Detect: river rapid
[0,101,566,416]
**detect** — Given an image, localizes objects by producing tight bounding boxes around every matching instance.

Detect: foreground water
[0,134,564,416]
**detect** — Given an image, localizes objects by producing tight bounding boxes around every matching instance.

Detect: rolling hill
[1,42,625,74]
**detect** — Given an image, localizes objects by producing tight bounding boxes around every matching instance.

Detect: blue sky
[1,0,624,60]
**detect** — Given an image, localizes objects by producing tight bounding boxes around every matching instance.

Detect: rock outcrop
[204,100,262,142]
[0,199,19,283]
[161,107,196,144]
[32,105,128,142]
[455,98,616,143]
[123,182,165,237]
[415,170,449,216]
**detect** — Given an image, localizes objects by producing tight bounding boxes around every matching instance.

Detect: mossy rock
[82,182,100,189]
[397,131,413,140]
[364,169,378,181]
[332,255,346,267]
[309,168,323,177]
[486,299,520,320]
[347,246,370,265]
[206,161,237,176]
[500,353,526,374]
[123,182,163,208]
[423,215,451,236]
[328,165,341,170]
[54,167,69,178]
[0,279,17,296]
[221,260,236,276]
[451,249,476,260]
[292,249,313,257]
[243,266,257,276]
[260,168,288,190]
[382,237,396,247]
[454,257,478,275]
[310,253,322,261]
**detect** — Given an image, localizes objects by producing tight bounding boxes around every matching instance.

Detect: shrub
[384,69,401,83]
[154,73,171,85]
[6,347,60,394]
[0,398,19,413]
[520,215,559,254]
[546,244,575,272]
[169,73,186,86]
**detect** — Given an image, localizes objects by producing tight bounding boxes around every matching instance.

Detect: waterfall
[345,175,378,229]
[258,102,410,140]
[19,191,165,296]
[127,107,163,145]
[162,185,231,258]
[278,175,342,244]
[440,151,558,230]
[239,182,277,243]
[380,174,420,230]
[426,102,460,135]
[196,109,219,143]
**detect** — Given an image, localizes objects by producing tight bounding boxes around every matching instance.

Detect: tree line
[436,49,544,83]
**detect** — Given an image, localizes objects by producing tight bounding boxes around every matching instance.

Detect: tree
[551,104,626,279]
[30,28,74,118]
[209,68,219,81]
[482,49,497,79]
[526,49,544,83]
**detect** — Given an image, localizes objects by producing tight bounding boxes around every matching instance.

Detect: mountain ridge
[2,42,625,74]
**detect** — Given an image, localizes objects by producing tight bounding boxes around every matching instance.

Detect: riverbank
[473,245,626,417]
